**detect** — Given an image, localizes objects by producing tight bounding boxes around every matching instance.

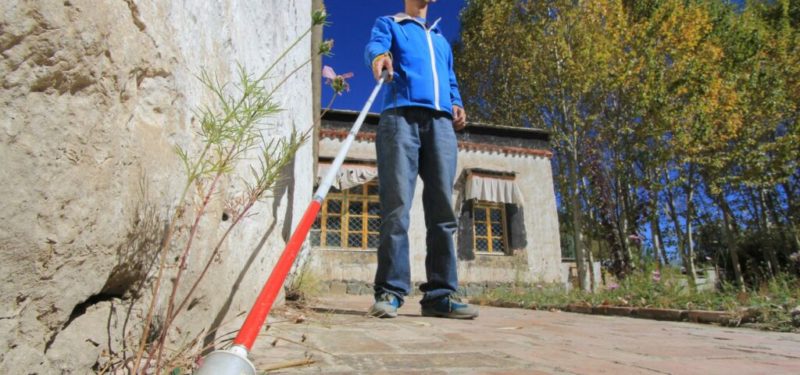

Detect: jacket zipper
[412,17,442,111]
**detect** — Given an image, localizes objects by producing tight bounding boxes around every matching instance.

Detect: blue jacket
[364,13,463,115]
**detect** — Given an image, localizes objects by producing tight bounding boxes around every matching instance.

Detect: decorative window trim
[316,160,378,191]
[464,169,525,206]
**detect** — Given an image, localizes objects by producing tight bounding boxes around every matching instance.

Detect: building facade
[307,110,563,295]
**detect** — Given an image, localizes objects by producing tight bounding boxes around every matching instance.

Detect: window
[457,169,528,260]
[458,198,525,259]
[310,180,380,250]
[472,201,508,253]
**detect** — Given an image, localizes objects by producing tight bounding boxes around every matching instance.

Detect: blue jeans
[374,107,459,306]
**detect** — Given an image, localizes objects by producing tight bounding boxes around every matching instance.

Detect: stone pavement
[248,295,800,374]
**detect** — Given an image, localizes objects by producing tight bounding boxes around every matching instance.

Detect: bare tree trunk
[626,182,644,270]
[652,226,662,270]
[595,171,628,279]
[759,189,780,276]
[648,189,668,268]
[665,191,686,264]
[717,193,746,292]
[781,182,800,252]
[647,171,668,268]
[617,177,633,273]
[552,36,588,291]
[587,209,600,292]
[665,182,696,290]
[569,148,590,291]
[683,174,698,291]
[655,217,669,266]
[765,189,791,266]
[587,242,596,292]
[744,187,762,230]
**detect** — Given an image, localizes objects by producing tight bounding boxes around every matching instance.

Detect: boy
[364,0,477,319]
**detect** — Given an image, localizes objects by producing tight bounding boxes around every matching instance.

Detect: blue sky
[321,0,466,111]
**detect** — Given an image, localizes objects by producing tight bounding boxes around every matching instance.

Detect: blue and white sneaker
[421,295,479,319]
[368,293,401,318]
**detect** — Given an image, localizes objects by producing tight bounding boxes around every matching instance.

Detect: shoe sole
[368,309,397,318]
[421,310,478,319]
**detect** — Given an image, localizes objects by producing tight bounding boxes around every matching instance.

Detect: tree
[456,0,800,290]
[458,0,629,290]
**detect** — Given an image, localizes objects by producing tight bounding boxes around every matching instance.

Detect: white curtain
[317,163,378,190]
[465,174,525,205]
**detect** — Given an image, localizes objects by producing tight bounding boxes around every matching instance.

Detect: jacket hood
[390,13,442,31]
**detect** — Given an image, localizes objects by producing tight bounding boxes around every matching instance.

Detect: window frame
[312,180,380,251]
[472,200,509,254]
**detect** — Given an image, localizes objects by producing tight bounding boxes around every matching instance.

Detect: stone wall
[0,0,314,372]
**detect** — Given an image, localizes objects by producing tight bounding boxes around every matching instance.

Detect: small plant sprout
[318,39,334,57]
[312,8,329,27]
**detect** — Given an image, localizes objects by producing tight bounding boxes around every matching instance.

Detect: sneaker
[368,293,400,318]
[421,295,479,319]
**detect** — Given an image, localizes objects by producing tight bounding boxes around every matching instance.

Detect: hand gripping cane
[195,70,389,375]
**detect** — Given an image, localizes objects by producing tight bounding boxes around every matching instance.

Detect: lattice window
[473,201,508,253]
[310,180,380,250]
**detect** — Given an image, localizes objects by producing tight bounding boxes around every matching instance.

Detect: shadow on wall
[45,178,167,370]
[106,179,165,300]
[202,160,296,353]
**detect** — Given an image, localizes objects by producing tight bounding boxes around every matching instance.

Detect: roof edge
[321,109,551,141]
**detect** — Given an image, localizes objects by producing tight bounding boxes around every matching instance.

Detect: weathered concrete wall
[0,0,313,372]
[315,127,562,288]
[312,250,376,282]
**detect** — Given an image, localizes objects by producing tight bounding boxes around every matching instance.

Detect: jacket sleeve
[448,49,464,108]
[364,17,393,67]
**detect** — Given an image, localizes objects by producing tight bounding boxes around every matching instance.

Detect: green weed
[473,266,799,332]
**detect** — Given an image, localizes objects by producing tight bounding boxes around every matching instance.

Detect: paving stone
[339,352,522,371]
[247,295,800,374]
[632,358,800,375]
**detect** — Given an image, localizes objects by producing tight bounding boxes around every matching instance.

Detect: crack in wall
[123,0,159,49]
[123,0,146,32]
[43,293,122,353]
